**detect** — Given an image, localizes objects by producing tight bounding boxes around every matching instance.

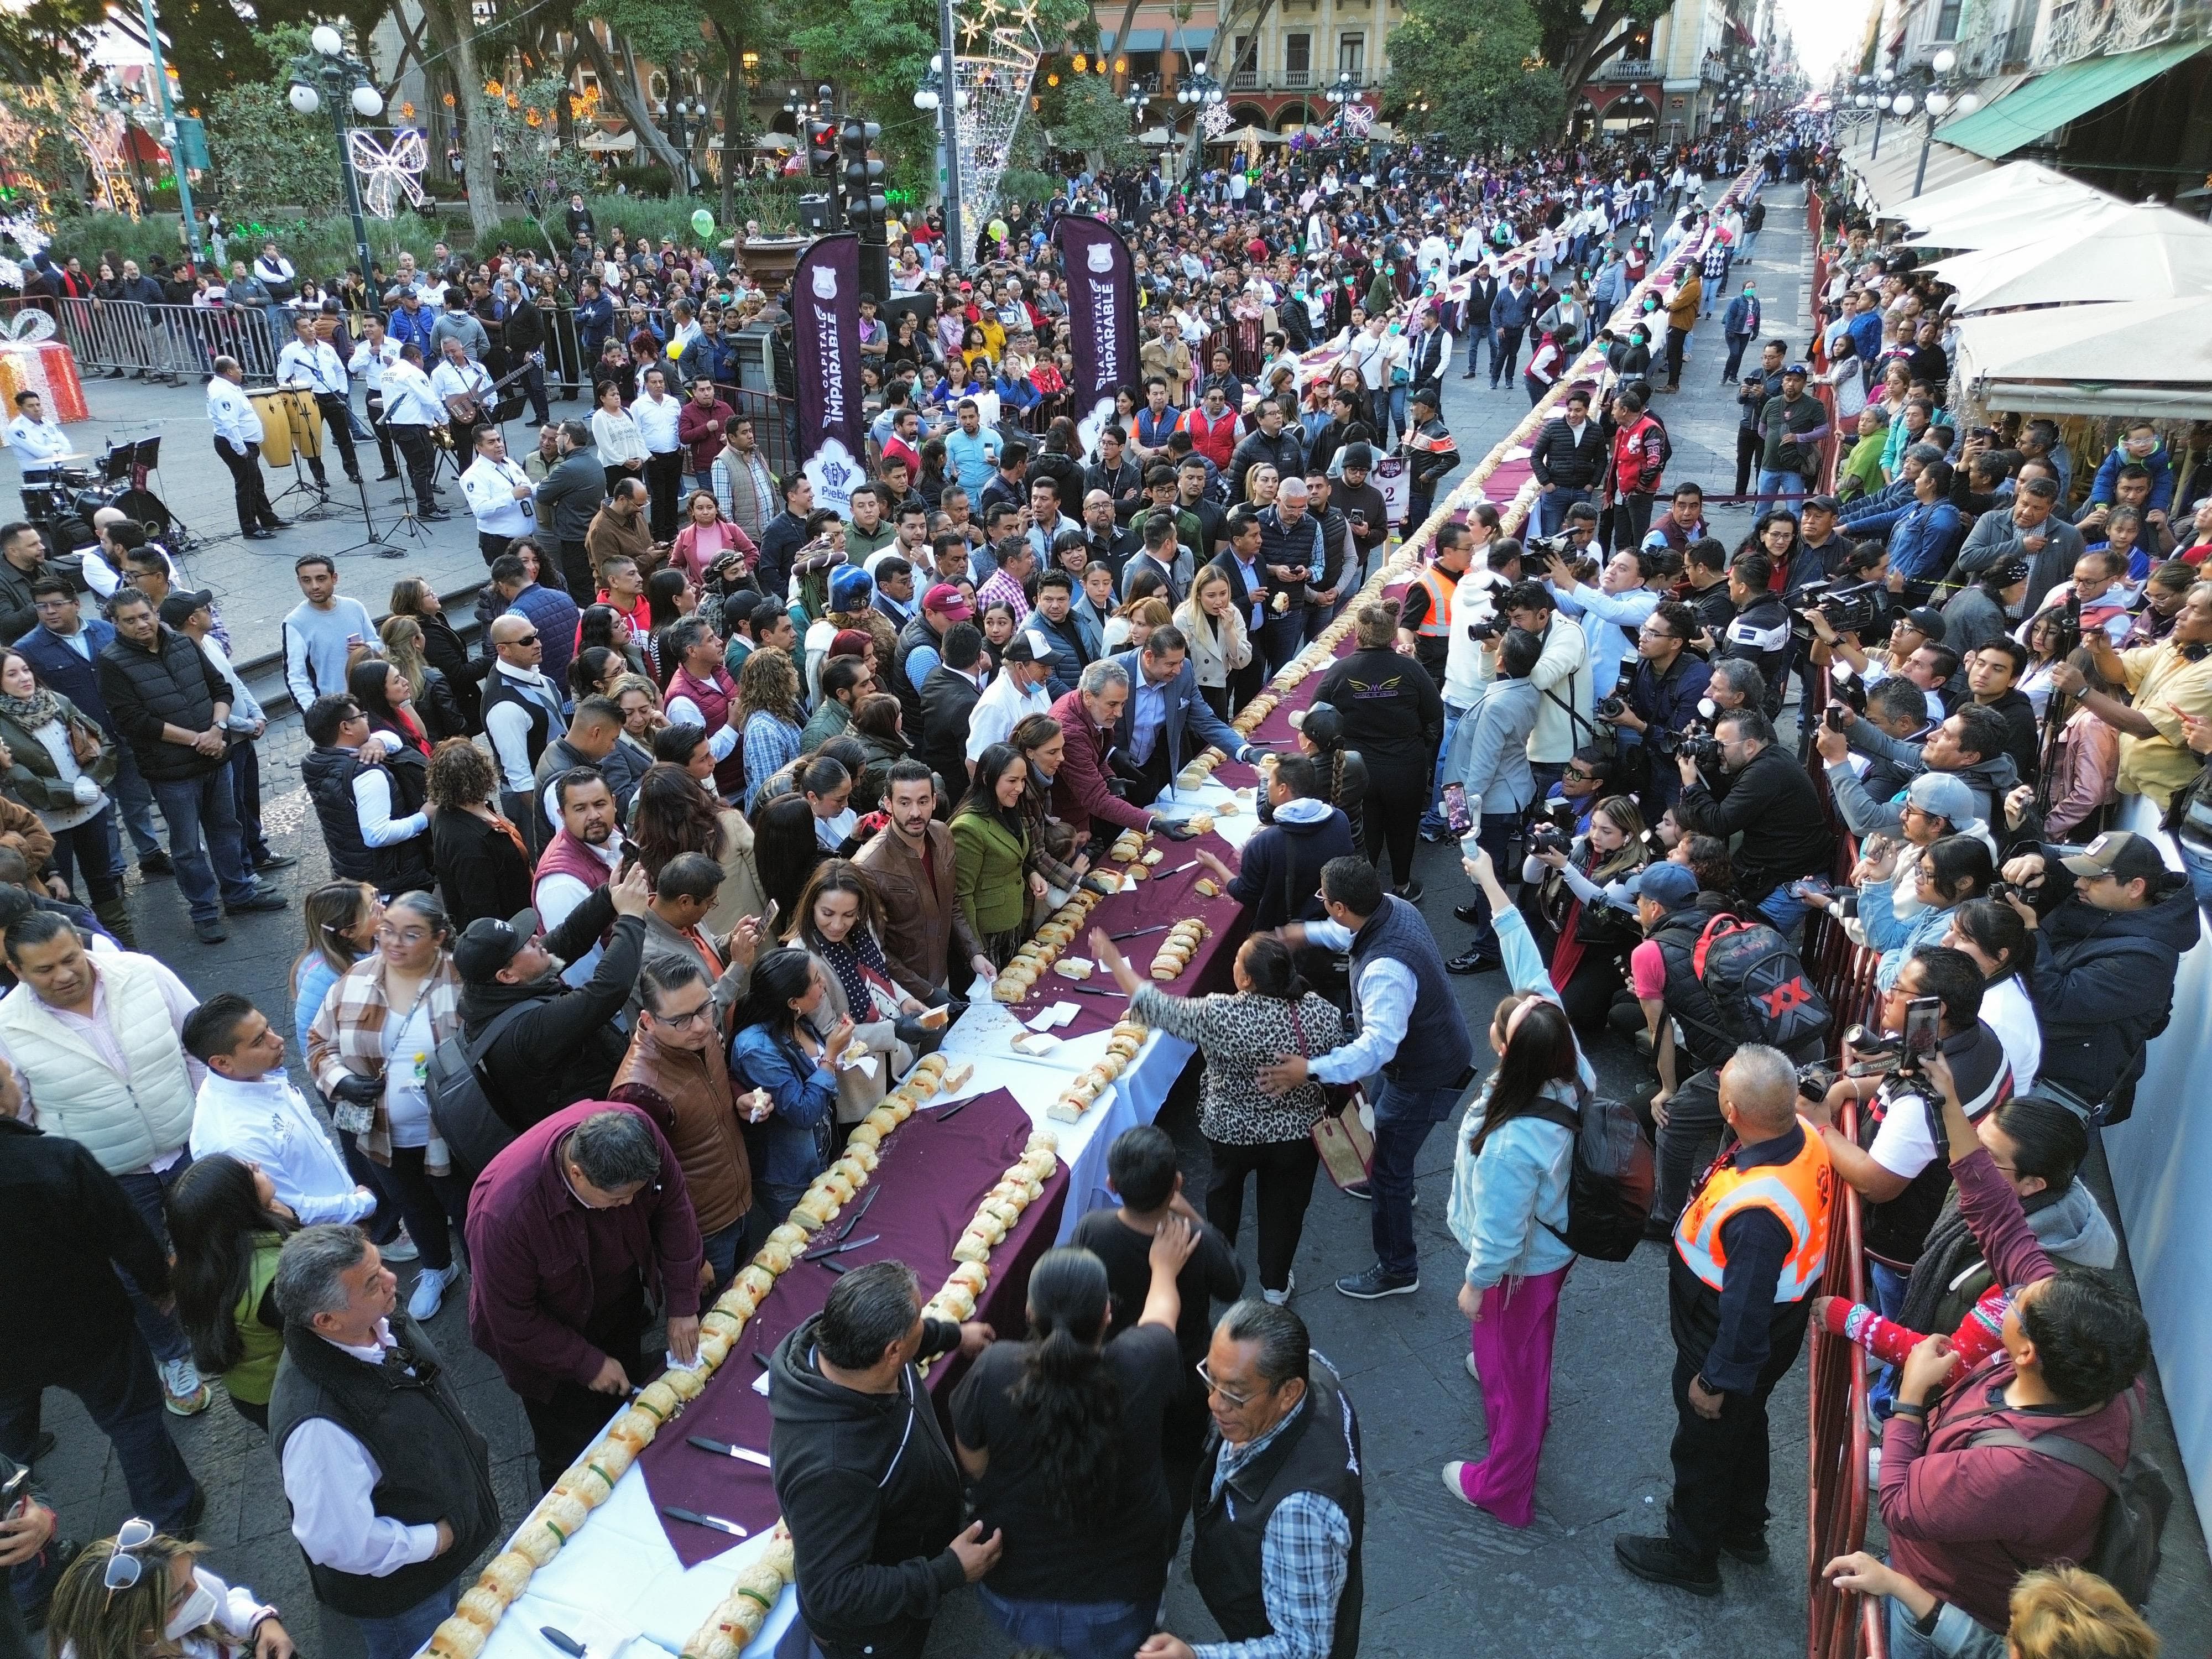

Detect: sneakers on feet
[1465,1352,1480,1380]
[158,1357,211,1416]
[1442,1462,1476,1506]
[1339,1181,1415,1208]
[380,1228,420,1264]
[228,891,289,914]
[407,1262,460,1321]
[1335,1264,1419,1300]
[1262,1271,1296,1306]
[192,919,228,944]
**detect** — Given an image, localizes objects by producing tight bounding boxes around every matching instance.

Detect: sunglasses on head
[102,1517,157,1602]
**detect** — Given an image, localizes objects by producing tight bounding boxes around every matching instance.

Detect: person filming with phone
[1800,946,2014,1343]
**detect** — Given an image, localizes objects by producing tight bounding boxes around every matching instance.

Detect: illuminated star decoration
[349,128,430,218]
[948,0,1043,231]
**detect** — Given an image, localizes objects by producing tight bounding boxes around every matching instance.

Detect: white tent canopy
[1898,159,2111,246]
[1954,297,2212,415]
[1924,202,2212,313]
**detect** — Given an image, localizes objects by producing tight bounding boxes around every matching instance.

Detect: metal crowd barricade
[1806,1097,1885,1659]
[17,296,286,382]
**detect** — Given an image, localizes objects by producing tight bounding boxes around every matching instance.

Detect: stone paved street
[10,187,2210,1659]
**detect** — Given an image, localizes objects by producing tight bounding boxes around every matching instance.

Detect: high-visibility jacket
[1673,1119,1834,1302]
[1413,564,1459,638]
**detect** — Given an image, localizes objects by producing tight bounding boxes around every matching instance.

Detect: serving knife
[659,1505,748,1538]
[685,1434,771,1468]
[802,1232,880,1261]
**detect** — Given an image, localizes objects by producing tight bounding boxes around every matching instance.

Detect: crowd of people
[0,103,2194,1659]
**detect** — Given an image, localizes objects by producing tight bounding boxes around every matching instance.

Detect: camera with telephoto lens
[1531,823,1572,857]
[1792,580,1884,645]
[1596,691,1629,720]
[1526,532,1576,561]
[1796,1062,1840,1103]
[1678,730,1723,770]
[1465,617,1501,644]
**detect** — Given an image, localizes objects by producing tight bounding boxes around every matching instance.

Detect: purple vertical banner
[1051,213,1138,459]
[792,232,864,515]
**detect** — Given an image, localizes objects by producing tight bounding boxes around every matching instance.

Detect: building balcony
[1590,56,1660,79]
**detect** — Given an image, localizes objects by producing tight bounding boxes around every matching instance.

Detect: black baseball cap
[158,588,215,628]
[453,907,541,983]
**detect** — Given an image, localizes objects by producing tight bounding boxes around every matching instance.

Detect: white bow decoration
[348,128,429,220]
[1,311,57,345]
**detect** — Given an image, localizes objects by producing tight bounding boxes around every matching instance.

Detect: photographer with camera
[1676,708,1835,933]
[1999,832,2200,1123]
[1822,702,2022,839]
[1522,793,1651,1032]
[1444,628,1545,976]
[1547,542,1663,711]
[2042,578,2212,810]
[1682,537,1736,638]
[1498,580,1593,808]
[1602,601,1710,813]
[1802,945,2014,1325]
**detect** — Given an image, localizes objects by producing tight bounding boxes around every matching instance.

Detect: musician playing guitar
[380,344,451,520]
[429,335,495,463]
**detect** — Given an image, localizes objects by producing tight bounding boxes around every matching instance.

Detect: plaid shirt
[976,566,1032,625]
[305,953,463,1172]
[1198,1396,1355,1659]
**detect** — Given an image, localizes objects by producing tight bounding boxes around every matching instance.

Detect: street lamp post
[1910,48,1980,196]
[670,91,709,193]
[137,0,206,265]
[912,45,966,274]
[287,25,383,296]
[1175,59,1223,182]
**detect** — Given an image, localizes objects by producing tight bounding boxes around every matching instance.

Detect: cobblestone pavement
[17,188,2210,1659]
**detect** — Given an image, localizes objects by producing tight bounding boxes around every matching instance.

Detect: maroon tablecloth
[988,848,1251,1039]
[635,1087,1067,1564]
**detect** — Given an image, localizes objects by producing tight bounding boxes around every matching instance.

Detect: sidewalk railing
[4,295,288,381]
[1806,1097,1885,1659]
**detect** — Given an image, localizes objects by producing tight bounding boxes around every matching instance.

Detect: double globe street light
[288,25,385,295]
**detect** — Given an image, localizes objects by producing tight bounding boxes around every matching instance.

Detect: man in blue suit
[1108,627,1267,806]
[16,575,168,877]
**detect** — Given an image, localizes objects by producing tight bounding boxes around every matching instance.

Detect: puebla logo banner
[794,233,864,515]
[1051,213,1138,461]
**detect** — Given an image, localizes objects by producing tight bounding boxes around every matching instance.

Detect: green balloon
[691,207,715,238]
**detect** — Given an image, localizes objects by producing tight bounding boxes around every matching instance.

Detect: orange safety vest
[1672,1118,1834,1301]
[1414,564,1460,638]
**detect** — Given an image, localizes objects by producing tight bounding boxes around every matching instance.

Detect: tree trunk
[1554,0,1631,95]
[420,0,503,237]
[577,25,693,182]
[715,26,747,234]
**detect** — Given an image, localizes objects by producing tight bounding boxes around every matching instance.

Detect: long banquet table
[456,168,1775,1659]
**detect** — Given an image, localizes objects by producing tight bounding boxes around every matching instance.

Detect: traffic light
[839,119,886,230]
[806,118,839,182]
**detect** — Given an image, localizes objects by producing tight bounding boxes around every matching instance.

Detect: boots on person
[93,896,138,948]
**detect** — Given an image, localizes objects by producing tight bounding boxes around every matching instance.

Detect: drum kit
[21,435,186,560]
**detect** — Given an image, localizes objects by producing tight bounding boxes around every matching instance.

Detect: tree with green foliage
[1530,0,1673,94]
[1386,0,1564,158]
[204,79,346,216]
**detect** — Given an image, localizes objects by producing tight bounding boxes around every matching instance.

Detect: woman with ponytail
[1441,841,1590,1527]
[949,1229,1198,1659]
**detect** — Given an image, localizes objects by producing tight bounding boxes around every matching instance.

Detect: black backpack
[1692,912,1830,1052]
[424,1001,535,1179]
[1968,1389,2171,1609]
[1530,1091,1655,1263]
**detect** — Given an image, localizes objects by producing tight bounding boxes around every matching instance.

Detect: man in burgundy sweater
[1046,661,1156,844]
[466,1101,702,1489]
[1870,1048,2147,1651]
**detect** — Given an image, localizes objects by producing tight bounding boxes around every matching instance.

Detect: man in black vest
[268,1225,499,1659]
[482,612,566,853]
[96,588,286,945]
[301,694,382,882]
[1142,1301,1364,1659]
[1264,857,1474,1300]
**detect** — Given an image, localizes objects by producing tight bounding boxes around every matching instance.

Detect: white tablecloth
[471,982,1199,1659]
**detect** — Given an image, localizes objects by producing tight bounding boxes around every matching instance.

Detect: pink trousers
[1456,1261,1572,1527]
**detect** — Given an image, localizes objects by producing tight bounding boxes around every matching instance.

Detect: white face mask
[165,1571,221,1642]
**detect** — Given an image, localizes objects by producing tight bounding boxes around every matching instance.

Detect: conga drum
[247,388,294,467]
[285,387,325,460]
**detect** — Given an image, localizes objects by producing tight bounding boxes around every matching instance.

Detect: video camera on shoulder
[1792,580,1885,646]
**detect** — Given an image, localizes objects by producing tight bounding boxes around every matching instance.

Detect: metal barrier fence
[6,295,288,381]
[1804,1095,1885,1659]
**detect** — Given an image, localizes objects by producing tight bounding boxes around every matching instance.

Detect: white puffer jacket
[0,952,195,1173]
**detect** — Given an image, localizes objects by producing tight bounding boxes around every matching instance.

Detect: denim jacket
[729,1024,836,1190]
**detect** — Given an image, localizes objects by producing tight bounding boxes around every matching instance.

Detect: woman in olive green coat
[950,743,1039,967]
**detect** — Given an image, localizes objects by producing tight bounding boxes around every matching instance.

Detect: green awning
[1939,40,2204,159]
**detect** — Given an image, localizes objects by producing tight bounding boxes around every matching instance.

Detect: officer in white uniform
[206,357,283,540]
[346,314,405,482]
[459,426,537,566]
[275,314,363,491]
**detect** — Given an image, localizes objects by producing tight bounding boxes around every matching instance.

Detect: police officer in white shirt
[460,427,537,566]
[276,314,363,491]
[347,314,405,482]
[6,390,72,483]
[206,357,284,540]
[427,336,493,463]
[379,346,450,520]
